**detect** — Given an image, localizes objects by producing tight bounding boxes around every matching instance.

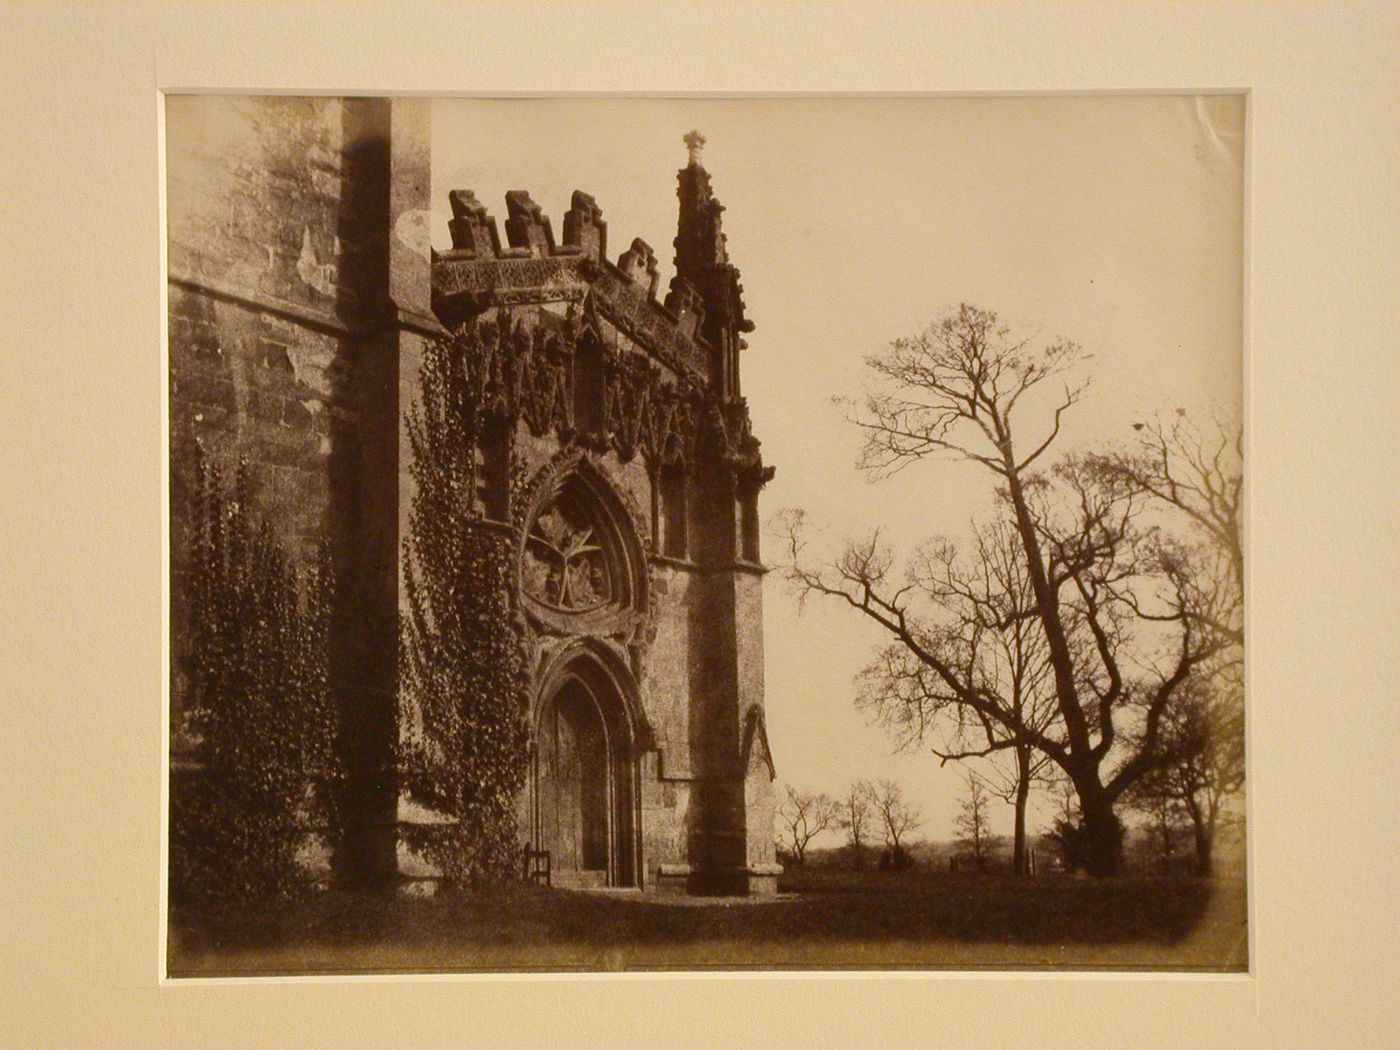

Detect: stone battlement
[433,189,717,386]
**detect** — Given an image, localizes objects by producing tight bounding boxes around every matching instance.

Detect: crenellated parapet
[447,189,501,258]
[432,135,772,497]
[662,277,705,341]
[616,238,661,299]
[434,189,714,387]
[504,190,556,257]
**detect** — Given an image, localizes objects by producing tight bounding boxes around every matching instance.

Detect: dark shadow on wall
[328,98,400,891]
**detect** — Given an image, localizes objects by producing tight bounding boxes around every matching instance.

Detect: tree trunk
[1158,803,1172,876]
[1190,806,1213,878]
[1079,786,1123,878]
[1003,467,1094,760]
[1012,748,1031,876]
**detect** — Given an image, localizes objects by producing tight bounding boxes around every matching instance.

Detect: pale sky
[430,96,1244,845]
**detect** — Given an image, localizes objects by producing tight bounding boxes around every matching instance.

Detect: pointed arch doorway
[532,655,640,889]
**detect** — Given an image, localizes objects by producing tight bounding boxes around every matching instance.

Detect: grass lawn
[167,869,1248,976]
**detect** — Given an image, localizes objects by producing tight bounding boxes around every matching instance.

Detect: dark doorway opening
[533,671,636,888]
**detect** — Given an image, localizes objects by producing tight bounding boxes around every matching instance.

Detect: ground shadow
[168,869,1245,976]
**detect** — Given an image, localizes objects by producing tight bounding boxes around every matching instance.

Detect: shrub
[1048,814,1124,874]
[878,845,915,872]
[170,449,337,902]
[399,329,531,888]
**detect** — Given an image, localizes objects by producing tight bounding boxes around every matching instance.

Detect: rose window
[523,503,613,612]
[517,459,647,635]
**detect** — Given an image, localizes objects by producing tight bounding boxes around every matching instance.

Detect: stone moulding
[513,451,651,641]
[432,189,712,386]
[530,635,657,754]
[169,271,448,343]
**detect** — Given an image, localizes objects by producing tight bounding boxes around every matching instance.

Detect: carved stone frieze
[602,351,699,468]
[451,313,704,475]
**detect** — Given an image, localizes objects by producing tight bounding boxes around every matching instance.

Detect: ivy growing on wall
[401,330,531,887]
[170,446,338,902]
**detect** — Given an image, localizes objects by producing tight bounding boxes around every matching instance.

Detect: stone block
[654,863,691,895]
[616,238,660,298]
[562,190,607,259]
[504,190,555,257]
[447,189,502,258]
[746,863,783,896]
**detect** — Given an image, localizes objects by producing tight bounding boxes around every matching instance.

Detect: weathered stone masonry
[169,99,779,894]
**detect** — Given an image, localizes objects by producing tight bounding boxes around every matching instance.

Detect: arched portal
[531,653,640,888]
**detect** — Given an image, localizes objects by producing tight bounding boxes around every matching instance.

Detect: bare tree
[1089,413,1244,877]
[869,779,922,862]
[954,771,994,872]
[777,785,839,866]
[1086,413,1242,646]
[1125,666,1244,876]
[784,305,1229,876]
[854,518,1057,876]
[839,779,876,871]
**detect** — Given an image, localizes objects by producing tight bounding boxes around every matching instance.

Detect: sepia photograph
[8,1,1400,1046]
[164,94,1247,976]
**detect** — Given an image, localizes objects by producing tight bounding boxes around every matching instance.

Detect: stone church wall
[166,96,371,749]
[167,97,437,890]
[167,98,780,895]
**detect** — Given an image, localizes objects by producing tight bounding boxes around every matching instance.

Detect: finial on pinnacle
[684,130,706,167]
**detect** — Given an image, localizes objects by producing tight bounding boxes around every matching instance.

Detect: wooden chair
[523,844,551,887]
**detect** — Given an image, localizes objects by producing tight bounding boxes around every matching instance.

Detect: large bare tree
[784,305,1229,875]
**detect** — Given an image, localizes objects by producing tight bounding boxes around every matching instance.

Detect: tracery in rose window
[522,495,614,612]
